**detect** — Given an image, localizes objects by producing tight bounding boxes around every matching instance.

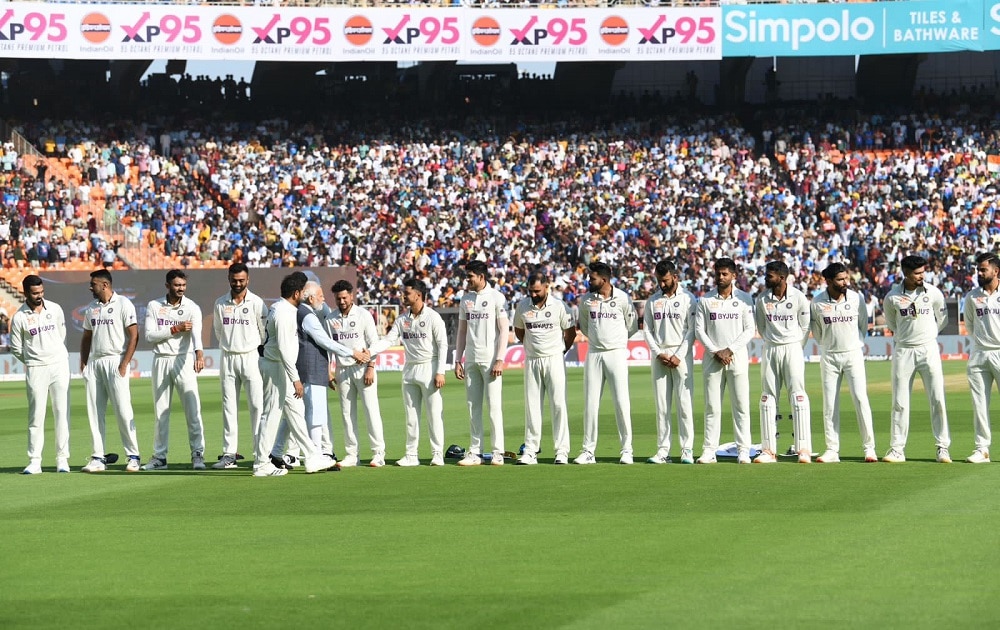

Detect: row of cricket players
[8,252,998,475]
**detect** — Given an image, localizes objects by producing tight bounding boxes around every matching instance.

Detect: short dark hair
[90,269,113,285]
[714,258,738,274]
[975,253,1000,269]
[228,263,249,276]
[526,272,548,287]
[900,255,927,272]
[331,280,354,294]
[280,271,308,298]
[402,277,428,299]
[465,260,488,278]
[166,269,187,282]
[764,260,789,277]
[654,260,677,277]
[822,262,848,281]
[589,261,613,279]
[22,275,43,292]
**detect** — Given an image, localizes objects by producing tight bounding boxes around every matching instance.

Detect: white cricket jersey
[964,286,1000,352]
[755,286,810,346]
[458,285,508,364]
[144,296,203,356]
[695,289,756,354]
[810,289,867,353]
[578,287,638,352]
[513,295,575,358]
[9,299,68,366]
[83,292,138,358]
[370,305,448,373]
[262,298,300,383]
[326,304,379,367]
[643,288,696,358]
[882,283,947,347]
[213,290,268,354]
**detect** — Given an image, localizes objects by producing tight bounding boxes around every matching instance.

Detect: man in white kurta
[9,275,70,474]
[882,255,951,463]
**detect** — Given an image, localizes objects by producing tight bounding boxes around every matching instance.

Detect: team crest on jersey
[45,313,52,320]
[243,307,249,314]
[673,301,680,308]
[177,309,184,317]
[922,296,930,303]
[481,301,488,307]
[350,321,356,328]
[844,303,851,311]
[786,303,793,309]
[419,321,426,327]
[107,308,114,313]
[545,311,551,318]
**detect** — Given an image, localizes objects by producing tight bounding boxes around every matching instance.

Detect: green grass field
[2,360,998,628]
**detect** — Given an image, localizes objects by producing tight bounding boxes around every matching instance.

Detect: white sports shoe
[619,452,634,465]
[337,455,359,469]
[816,450,840,463]
[679,449,694,465]
[283,454,301,468]
[553,453,568,465]
[737,449,752,465]
[883,449,906,463]
[936,447,952,464]
[22,462,42,475]
[212,454,238,469]
[863,448,879,463]
[304,455,336,473]
[753,451,778,464]
[490,452,504,466]
[81,457,106,473]
[396,455,420,467]
[797,450,812,464]
[191,454,206,470]
[56,458,70,473]
[430,452,445,467]
[646,453,671,464]
[369,453,386,468]
[253,462,288,477]
[966,449,991,464]
[696,452,717,464]
[516,452,537,465]
[457,452,483,467]
[574,451,596,465]
[126,457,141,473]
[141,457,168,471]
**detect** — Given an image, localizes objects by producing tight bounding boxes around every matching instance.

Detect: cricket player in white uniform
[643,260,697,465]
[753,260,812,464]
[882,255,951,463]
[810,262,878,463]
[212,263,268,469]
[254,272,337,477]
[963,253,1000,464]
[575,262,639,465]
[327,280,386,468]
[512,273,576,465]
[80,269,142,473]
[141,269,206,471]
[455,261,509,467]
[695,258,756,464]
[369,278,448,467]
[10,275,70,474]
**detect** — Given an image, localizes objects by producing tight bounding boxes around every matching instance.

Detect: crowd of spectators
[3,89,1000,320]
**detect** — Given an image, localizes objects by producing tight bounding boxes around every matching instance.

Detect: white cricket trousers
[582,347,633,455]
[523,354,570,458]
[889,343,950,451]
[337,363,386,458]
[401,362,444,457]
[464,361,504,454]
[759,343,811,455]
[967,349,1000,451]
[220,350,264,456]
[702,354,752,453]
[819,348,876,453]
[274,384,330,457]
[25,361,70,463]
[651,355,694,456]
[151,354,205,460]
[84,355,139,458]
[256,357,318,469]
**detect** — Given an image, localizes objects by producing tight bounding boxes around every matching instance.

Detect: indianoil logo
[80,13,112,44]
[600,16,629,46]
[471,17,501,47]
[212,14,243,46]
[344,15,373,46]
